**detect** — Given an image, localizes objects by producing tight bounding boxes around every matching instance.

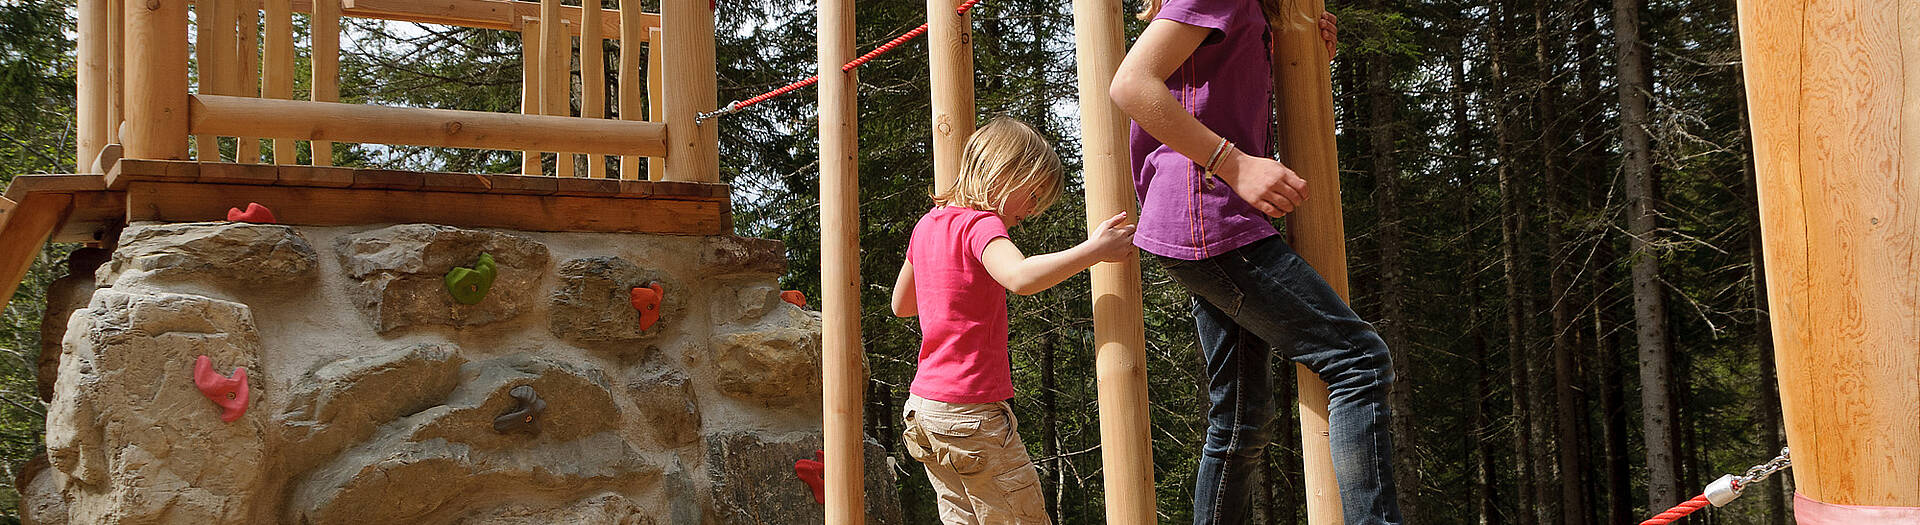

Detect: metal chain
[1733,447,1792,492]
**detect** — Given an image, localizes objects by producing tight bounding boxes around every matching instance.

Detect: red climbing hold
[192,355,249,422]
[226,202,277,224]
[780,290,807,308]
[630,282,664,331]
[794,449,825,504]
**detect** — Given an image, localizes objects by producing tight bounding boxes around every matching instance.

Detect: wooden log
[818,0,862,521]
[80,0,111,172]
[125,181,727,234]
[192,0,220,160]
[0,194,73,311]
[187,94,668,157]
[1736,0,1920,510]
[1067,1,1155,523]
[236,0,261,163]
[582,0,605,178]
[108,0,125,142]
[338,0,655,37]
[1271,2,1346,523]
[926,0,973,192]
[540,0,574,177]
[310,0,339,166]
[521,16,542,175]
[124,0,190,160]
[659,0,717,182]
[264,0,294,163]
[616,1,642,180]
[646,27,663,179]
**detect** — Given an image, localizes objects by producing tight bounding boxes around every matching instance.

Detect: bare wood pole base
[1067,1,1156,523]
[1737,0,1920,508]
[1271,1,1346,523]
[818,0,863,522]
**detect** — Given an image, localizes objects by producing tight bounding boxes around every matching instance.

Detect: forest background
[0,0,1786,522]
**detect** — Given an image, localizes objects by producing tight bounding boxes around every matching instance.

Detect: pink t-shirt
[906,206,1014,404]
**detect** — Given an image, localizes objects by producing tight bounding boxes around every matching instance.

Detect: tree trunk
[1365,5,1420,519]
[1450,29,1495,525]
[1613,0,1679,509]
[1535,0,1591,520]
[1489,6,1536,522]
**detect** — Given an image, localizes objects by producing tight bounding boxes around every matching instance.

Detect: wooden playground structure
[0,0,1912,522]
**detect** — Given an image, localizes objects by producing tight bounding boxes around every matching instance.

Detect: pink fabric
[1795,493,1920,523]
[907,206,1014,404]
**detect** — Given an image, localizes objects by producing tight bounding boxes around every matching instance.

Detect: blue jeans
[1156,235,1402,525]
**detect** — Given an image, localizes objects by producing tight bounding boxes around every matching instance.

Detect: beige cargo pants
[901,394,1051,525]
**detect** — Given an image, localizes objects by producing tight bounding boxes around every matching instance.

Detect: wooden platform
[0,159,732,309]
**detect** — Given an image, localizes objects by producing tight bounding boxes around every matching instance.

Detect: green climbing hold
[444,253,497,305]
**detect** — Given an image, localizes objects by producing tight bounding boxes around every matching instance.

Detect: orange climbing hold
[794,449,825,504]
[781,290,807,308]
[631,282,664,331]
[226,202,276,224]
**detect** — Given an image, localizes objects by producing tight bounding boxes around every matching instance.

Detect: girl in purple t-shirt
[890,117,1136,524]
[1112,1,1405,524]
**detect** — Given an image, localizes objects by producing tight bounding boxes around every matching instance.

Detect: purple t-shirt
[1128,0,1278,260]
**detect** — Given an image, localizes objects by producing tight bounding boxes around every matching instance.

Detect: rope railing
[1639,448,1791,525]
[697,0,985,121]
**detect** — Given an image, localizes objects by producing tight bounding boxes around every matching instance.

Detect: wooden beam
[521,16,542,175]
[1271,2,1346,523]
[125,181,728,235]
[79,0,112,172]
[235,1,261,163]
[1738,0,1920,509]
[104,160,725,198]
[617,2,643,180]
[646,27,664,180]
[659,0,717,182]
[540,0,575,177]
[818,0,862,522]
[926,0,973,192]
[107,0,125,143]
[187,95,668,158]
[339,0,656,38]
[311,0,339,166]
[581,0,605,178]
[264,0,295,163]
[1068,1,1155,523]
[0,194,73,311]
[124,0,190,160]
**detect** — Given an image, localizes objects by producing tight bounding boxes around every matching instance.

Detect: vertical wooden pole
[1737,0,1920,512]
[660,0,718,182]
[1271,3,1345,524]
[926,0,973,191]
[310,0,338,166]
[264,0,293,163]
[521,17,542,175]
[582,0,605,178]
[540,0,574,177]
[235,0,260,163]
[1068,1,1155,523]
[192,0,219,160]
[79,0,111,171]
[646,27,664,180]
[107,0,125,146]
[124,0,189,160]
[818,0,863,522]
[616,1,643,180]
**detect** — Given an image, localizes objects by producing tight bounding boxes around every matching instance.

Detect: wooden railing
[83,0,719,183]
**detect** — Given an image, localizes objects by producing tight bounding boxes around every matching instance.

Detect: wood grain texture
[521,17,543,175]
[0,195,73,311]
[817,0,863,521]
[310,0,339,166]
[617,2,644,180]
[186,95,668,157]
[659,0,717,182]
[264,0,295,163]
[582,0,605,177]
[123,0,190,160]
[926,0,974,193]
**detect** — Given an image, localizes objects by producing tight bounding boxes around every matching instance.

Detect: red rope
[1638,494,1713,525]
[709,0,985,117]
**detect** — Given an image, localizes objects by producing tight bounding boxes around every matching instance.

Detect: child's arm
[891,260,917,317]
[1109,20,1309,218]
[979,212,1135,296]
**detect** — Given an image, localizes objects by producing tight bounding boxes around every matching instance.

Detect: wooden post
[818,0,863,522]
[659,0,717,182]
[310,0,338,166]
[582,0,604,177]
[264,0,293,163]
[107,0,125,145]
[1737,0,1920,513]
[540,0,574,177]
[79,0,111,172]
[926,0,973,191]
[124,0,190,160]
[1271,2,1346,523]
[236,0,260,163]
[646,27,663,180]
[1067,1,1155,523]
[616,1,643,180]
[192,0,221,160]
[521,16,542,175]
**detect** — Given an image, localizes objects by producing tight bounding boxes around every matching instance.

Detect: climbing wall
[21,221,902,525]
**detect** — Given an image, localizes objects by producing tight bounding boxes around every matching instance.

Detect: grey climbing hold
[492,385,547,435]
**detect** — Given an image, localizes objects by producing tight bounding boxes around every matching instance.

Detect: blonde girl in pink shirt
[890,117,1136,524]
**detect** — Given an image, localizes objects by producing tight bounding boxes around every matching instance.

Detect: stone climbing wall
[22,222,901,525]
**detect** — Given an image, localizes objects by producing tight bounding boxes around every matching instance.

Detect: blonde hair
[932,117,1065,217]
